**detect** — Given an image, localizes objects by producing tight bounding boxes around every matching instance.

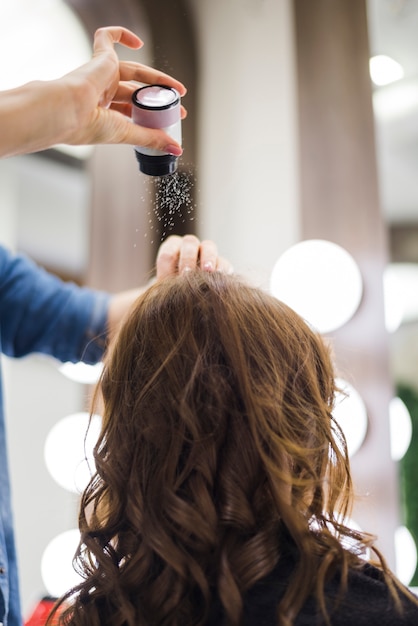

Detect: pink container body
[132,85,180,129]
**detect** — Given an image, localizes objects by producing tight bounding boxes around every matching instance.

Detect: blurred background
[1,0,418,617]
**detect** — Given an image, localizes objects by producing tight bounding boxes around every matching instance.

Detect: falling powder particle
[152,171,196,240]
[134,169,198,247]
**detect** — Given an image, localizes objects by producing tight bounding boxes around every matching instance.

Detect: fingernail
[203,261,214,272]
[165,144,183,157]
[182,266,192,275]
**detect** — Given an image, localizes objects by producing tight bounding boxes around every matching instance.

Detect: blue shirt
[0,245,110,626]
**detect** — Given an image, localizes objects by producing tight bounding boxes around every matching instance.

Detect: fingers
[93,28,187,96]
[198,239,219,272]
[93,26,144,53]
[128,122,183,155]
[178,234,204,274]
[92,28,186,103]
[118,62,187,97]
[156,234,194,279]
[183,238,233,274]
[87,107,181,153]
[155,235,233,279]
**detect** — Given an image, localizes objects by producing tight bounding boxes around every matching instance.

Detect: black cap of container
[134,150,178,176]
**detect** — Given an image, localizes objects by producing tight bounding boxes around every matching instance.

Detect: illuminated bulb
[383,265,405,332]
[59,361,103,385]
[395,526,417,586]
[44,412,102,493]
[41,529,83,597]
[373,80,418,121]
[0,0,91,90]
[383,263,418,332]
[370,55,404,87]
[333,378,368,457]
[389,397,413,461]
[270,240,363,334]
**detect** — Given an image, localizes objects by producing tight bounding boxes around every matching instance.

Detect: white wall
[15,156,90,277]
[187,0,300,286]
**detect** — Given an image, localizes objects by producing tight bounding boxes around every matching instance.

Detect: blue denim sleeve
[0,245,111,364]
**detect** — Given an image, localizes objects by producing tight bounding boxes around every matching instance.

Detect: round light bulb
[395,526,417,586]
[0,0,91,90]
[333,378,368,457]
[41,529,83,597]
[59,361,103,385]
[383,263,418,332]
[270,240,363,334]
[389,397,413,461]
[44,412,102,493]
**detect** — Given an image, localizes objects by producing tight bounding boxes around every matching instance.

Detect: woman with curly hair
[51,271,418,626]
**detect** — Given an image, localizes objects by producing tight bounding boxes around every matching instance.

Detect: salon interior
[0,0,418,619]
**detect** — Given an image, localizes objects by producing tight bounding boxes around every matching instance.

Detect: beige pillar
[293,0,398,565]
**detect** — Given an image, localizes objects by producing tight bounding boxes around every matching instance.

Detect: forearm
[0,79,79,158]
[0,247,110,362]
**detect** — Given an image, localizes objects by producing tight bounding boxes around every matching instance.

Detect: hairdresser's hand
[107,235,232,337]
[62,26,186,151]
[0,26,186,158]
[156,234,233,278]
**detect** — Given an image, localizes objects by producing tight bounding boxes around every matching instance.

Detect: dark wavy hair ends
[50,270,410,626]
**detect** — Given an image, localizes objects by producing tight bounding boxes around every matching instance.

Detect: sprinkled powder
[146,170,196,243]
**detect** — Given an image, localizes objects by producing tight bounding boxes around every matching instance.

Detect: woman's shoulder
[206,550,418,626]
[337,561,418,624]
[240,555,418,626]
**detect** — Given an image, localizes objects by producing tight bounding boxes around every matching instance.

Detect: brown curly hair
[51,271,409,626]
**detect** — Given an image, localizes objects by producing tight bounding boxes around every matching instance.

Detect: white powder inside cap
[135,86,177,108]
